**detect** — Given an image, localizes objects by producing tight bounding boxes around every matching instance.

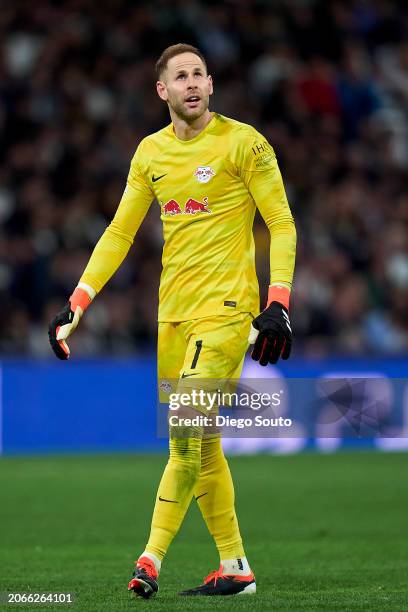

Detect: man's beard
[169,95,209,124]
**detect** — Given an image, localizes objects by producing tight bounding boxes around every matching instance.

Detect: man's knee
[168,436,202,481]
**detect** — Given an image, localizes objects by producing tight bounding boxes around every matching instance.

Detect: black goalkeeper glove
[48,284,94,360]
[249,301,292,366]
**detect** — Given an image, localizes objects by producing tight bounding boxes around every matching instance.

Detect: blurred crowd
[1,0,407,358]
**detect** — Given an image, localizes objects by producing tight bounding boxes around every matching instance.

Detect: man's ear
[208,74,214,96]
[156,80,168,101]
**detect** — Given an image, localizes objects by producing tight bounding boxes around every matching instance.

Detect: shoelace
[204,567,226,585]
[135,557,158,579]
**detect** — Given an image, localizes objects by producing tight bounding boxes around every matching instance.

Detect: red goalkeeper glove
[48,283,95,360]
[249,285,292,366]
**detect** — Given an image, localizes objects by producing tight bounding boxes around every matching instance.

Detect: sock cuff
[140,551,162,574]
[221,556,251,575]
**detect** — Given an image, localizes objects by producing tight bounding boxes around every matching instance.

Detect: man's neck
[171,110,214,141]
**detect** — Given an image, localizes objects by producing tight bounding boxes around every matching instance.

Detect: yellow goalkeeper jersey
[80,113,296,322]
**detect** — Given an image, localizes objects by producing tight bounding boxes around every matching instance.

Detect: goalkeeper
[49,43,296,598]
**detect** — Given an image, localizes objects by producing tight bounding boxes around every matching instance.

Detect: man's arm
[248,163,296,306]
[239,131,296,365]
[48,152,154,359]
[78,182,153,293]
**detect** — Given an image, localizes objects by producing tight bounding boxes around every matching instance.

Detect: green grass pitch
[1,452,407,611]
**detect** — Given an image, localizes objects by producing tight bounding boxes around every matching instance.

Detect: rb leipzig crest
[194,166,216,184]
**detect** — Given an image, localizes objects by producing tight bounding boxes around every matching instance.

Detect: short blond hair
[156,43,207,79]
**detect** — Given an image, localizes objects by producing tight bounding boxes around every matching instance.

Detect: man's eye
[177,74,186,79]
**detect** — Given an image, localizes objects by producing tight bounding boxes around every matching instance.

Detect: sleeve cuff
[69,284,95,313]
[266,285,290,310]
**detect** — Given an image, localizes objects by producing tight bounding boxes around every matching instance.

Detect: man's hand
[48,283,95,360]
[249,301,292,366]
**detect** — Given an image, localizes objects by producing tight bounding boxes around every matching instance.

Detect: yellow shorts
[158,313,252,427]
[158,312,252,381]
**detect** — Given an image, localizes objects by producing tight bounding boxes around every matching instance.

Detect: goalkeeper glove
[249,285,292,366]
[48,283,95,360]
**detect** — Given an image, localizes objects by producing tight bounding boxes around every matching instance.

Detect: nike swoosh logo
[195,492,208,501]
[181,372,200,378]
[152,173,167,183]
[159,496,178,503]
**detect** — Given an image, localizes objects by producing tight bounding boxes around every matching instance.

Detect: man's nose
[186,75,196,88]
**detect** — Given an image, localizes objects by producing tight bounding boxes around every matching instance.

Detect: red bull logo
[162,197,212,216]
[185,197,211,214]
[162,199,182,215]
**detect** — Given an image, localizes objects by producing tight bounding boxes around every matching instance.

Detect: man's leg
[194,435,245,560]
[179,313,256,595]
[129,322,204,598]
[144,434,202,560]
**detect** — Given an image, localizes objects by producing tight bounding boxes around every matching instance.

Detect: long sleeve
[238,131,296,290]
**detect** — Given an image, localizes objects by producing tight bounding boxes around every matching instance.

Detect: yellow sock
[145,437,201,560]
[194,436,245,559]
